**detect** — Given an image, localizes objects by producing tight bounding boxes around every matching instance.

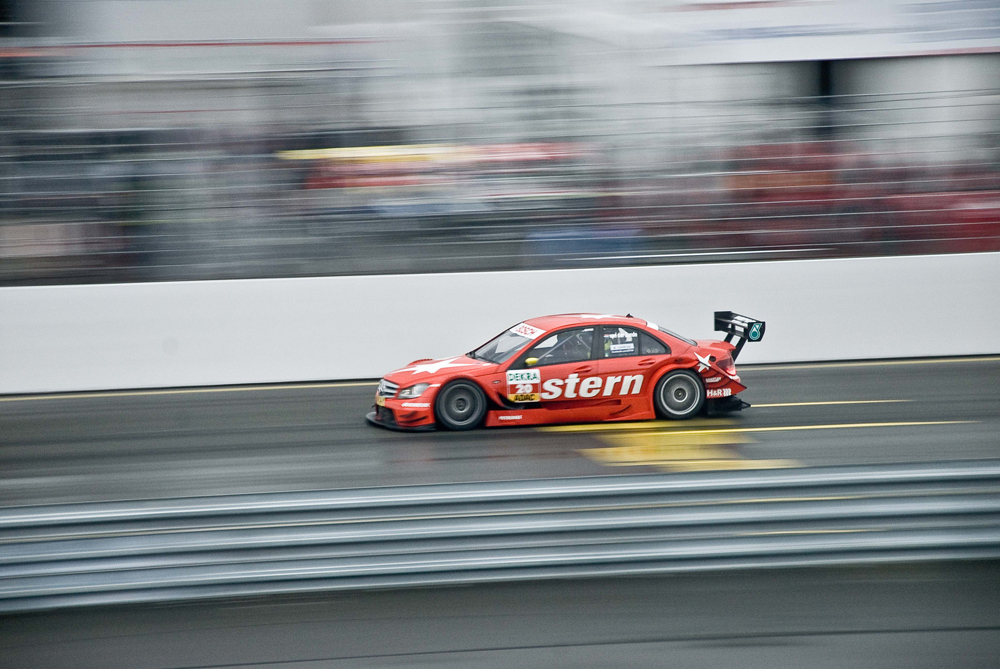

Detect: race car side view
[366,311,765,431]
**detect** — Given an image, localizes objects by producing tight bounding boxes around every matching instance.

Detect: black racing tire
[653,370,705,420]
[434,380,487,431]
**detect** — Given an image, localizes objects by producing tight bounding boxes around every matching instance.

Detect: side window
[526,327,594,367]
[640,332,669,356]
[602,326,640,358]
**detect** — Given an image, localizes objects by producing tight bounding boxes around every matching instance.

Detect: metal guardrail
[1,461,999,612]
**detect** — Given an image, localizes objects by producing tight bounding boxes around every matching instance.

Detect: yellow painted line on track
[584,432,799,472]
[753,400,912,408]
[541,419,735,433]
[546,418,970,435]
[573,421,796,472]
[542,402,914,431]
[640,420,974,437]
[587,457,799,472]
[573,419,973,474]
[0,381,379,403]
[745,355,1000,371]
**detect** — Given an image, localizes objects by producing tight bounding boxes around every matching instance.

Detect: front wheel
[434,380,487,430]
[654,370,705,420]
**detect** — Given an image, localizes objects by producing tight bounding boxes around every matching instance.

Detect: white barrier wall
[1,253,999,394]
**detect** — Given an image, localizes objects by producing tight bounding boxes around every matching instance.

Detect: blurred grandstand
[0,0,998,284]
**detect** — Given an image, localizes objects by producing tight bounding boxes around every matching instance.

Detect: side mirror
[524,357,539,367]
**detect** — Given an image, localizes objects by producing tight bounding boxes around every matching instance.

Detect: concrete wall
[1,252,998,394]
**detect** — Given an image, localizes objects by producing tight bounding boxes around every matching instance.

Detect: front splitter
[365,411,436,432]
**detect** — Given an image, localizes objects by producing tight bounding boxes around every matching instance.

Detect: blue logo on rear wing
[714,311,765,361]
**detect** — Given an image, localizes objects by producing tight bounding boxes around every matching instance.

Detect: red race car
[367,311,765,431]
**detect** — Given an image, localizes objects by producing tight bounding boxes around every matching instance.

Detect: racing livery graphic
[367,311,765,431]
[507,369,541,402]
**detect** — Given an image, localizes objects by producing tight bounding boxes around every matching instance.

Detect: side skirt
[485,404,655,428]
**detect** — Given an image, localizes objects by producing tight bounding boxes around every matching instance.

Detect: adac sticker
[506,369,541,402]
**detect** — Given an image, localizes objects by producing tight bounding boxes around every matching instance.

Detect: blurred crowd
[3,117,997,285]
[1,59,999,284]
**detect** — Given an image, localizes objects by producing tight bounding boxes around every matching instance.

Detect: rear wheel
[435,380,487,430]
[654,370,705,420]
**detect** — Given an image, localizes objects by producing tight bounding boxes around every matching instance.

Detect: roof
[521,313,650,331]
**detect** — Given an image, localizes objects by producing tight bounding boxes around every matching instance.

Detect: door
[596,325,671,414]
[506,326,598,406]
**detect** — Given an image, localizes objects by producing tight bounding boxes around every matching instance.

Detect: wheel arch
[646,362,701,397]
[432,376,494,430]
[651,366,707,419]
[436,375,503,408]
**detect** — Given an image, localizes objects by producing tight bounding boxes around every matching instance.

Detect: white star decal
[695,352,712,373]
[399,357,475,375]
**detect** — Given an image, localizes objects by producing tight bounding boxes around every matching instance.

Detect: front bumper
[366,405,436,432]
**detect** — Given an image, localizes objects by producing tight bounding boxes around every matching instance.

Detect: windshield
[472,322,545,364]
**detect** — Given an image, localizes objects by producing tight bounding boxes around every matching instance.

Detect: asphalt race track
[4,562,1000,669]
[2,359,999,669]
[1,356,998,506]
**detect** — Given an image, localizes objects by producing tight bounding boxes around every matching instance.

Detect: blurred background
[3,4,1000,667]
[1,0,999,284]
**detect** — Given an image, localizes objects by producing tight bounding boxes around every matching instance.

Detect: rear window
[646,321,697,346]
[640,333,668,355]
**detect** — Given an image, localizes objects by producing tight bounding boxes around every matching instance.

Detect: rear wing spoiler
[714,311,765,361]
